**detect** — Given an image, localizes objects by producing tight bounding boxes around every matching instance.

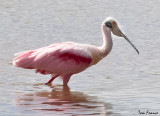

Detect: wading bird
[13,17,139,85]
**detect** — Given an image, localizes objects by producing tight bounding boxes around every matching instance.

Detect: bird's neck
[99,25,113,58]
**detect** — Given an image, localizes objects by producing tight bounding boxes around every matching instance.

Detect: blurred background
[0,0,160,116]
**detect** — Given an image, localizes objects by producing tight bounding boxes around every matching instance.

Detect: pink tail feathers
[13,50,34,69]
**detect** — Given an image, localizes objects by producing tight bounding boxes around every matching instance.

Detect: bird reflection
[15,85,113,115]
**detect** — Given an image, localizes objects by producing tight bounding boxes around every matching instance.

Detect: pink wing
[13,43,92,75]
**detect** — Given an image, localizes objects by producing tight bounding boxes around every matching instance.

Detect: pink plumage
[13,42,94,85]
[13,17,139,85]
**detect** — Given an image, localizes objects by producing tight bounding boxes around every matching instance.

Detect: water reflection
[15,85,113,116]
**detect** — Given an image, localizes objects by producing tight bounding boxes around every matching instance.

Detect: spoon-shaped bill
[122,34,139,54]
[113,27,139,54]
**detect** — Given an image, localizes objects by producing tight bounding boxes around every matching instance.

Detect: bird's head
[104,17,139,54]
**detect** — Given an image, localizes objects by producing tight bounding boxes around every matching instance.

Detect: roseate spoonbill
[13,17,139,85]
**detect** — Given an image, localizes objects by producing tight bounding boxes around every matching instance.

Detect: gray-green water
[0,0,160,116]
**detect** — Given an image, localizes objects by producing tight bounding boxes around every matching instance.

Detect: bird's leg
[45,77,55,85]
[62,75,71,86]
[45,75,59,85]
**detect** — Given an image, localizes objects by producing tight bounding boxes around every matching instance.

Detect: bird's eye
[105,22,112,28]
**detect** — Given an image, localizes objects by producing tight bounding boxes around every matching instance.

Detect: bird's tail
[13,50,34,69]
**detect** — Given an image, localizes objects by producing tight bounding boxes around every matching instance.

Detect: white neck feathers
[99,24,113,57]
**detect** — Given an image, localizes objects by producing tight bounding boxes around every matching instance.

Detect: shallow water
[0,0,160,116]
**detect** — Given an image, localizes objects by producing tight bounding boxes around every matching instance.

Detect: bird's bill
[122,33,139,54]
[112,26,139,54]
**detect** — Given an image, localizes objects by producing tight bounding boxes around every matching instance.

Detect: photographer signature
[138,110,159,115]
